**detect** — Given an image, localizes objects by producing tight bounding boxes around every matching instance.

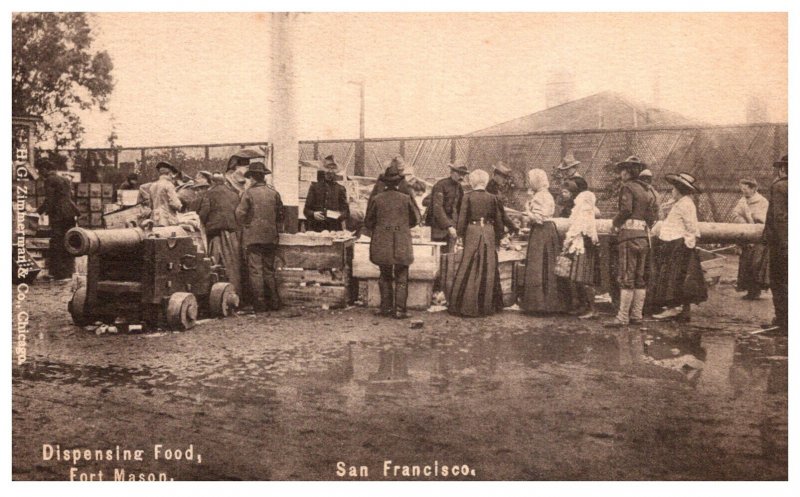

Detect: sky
[77,12,788,148]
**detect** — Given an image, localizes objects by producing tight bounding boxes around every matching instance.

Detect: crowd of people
[34,148,788,334]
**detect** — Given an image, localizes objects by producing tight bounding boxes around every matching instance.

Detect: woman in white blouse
[519,168,569,313]
[649,173,709,321]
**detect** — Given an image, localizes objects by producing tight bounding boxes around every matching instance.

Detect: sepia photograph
[6,4,794,490]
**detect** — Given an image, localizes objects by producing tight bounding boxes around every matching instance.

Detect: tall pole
[349,80,365,176]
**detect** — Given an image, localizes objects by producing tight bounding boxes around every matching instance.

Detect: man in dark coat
[235,162,284,313]
[555,152,589,192]
[763,154,788,333]
[37,159,80,280]
[303,155,350,232]
[199,173,243,298]
[368,155,417,207]
[364,165,422,319]
[427,163,468,251]
[485,161,519,237]
[606,156,658,328]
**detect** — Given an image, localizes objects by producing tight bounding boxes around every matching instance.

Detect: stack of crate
[75,183,115,228]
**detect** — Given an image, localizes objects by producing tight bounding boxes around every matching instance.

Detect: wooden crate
[278,282,348,309]
[101,183,114,199]
[353,239,443,280]
[89,183,102,198]
[89,197,103,212]
[90,212,103,227]
[77,183,90,198]
[361,279,434,310]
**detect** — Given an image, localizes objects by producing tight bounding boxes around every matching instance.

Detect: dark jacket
[485,179,518,235]
[365,188,421,266]
[303,180,349,231]
[763,177,788,250]
[198,184,240,237]
[236,183,284,247]
[427,177,463,241]
[456,190,505,244]
[612,179,658,241]
[369,177,417,206]
[37,172,79,222]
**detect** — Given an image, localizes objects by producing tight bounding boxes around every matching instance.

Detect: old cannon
[65,226,239,330]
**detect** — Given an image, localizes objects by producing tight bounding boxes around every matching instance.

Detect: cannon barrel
[65,226,191,256]
[549,218,764,244]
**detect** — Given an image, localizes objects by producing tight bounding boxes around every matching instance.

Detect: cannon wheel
[68,286,93,326]
[166,292,198,330]
[208,282,239,317]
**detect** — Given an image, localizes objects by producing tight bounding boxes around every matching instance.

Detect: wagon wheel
[68,286,93,326]
[166,292,198,330]
[208,282,239,317]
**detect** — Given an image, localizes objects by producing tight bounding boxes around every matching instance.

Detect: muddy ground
[12,256,787,481]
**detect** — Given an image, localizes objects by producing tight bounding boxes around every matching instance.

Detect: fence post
[354,139,365,176]
[313,142,319,160]
[450,139,457,164]
[399,140,405,159]
[204,146,210,168]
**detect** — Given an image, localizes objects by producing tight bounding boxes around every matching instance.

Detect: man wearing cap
[235,162,284,313]
[181,170,213,212]
[763,154,788,333]
[303,155,350,232]
[606,156,658,327]
[364,165,422,319]
[199,172,243,298]
[36,159,80,280]
[427,163,468,251]
[149,161,183,227]
[486,161,520,236]
[225,149,264,196]
[368,155,417,207]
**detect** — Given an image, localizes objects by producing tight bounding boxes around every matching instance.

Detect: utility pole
[348,80,365,176]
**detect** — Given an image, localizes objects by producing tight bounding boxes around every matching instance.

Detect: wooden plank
[353,261,438,280]
[97,280,142,294]
[276,244,346,270]
[279,283,348,308]
[364,279,432,310]
[277,268,346,285]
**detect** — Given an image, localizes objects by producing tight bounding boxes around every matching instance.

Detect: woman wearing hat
[519,168,568,314]
[733,178,770,300]
[448,169,505,317]
[650,173,708,322]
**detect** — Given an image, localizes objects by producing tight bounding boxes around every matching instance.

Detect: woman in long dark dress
[448,169,505,317]
[519,168,567,313]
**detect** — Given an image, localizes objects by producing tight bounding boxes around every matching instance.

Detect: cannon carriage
[65,226,239,330]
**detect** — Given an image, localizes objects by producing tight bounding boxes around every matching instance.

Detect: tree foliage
[12,12,114,149]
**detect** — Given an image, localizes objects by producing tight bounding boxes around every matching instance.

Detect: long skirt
[520,221,569,313]
[208,230,243,299]
[648,238,708,309]
[736,242,770,292]
[568,236,601,285]
[448,224,503,317]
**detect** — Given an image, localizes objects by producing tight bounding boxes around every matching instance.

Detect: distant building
[471,91,701,136]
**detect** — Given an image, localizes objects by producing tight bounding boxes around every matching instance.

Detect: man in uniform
[36,159,80,280]
[225,149,264,196]
[556,152,588,192]
[198,173,243,298]
[235,162,284,313]
[763,154,788,333]
[368,155,417,206]
[303,155,350,232]
[485,161,519,236]
[606,156,658,327]
[427,163,468,252]
[148,161,183,227]
[364,165,422,319]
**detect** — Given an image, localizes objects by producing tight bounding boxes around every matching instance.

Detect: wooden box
[89,183,102,198]
[77,183,90,197]
[101,183,114,198]
[103,204,146,229]
[77,213,90,227]
[89,197,103,212]
[90,212,103,227]
[361,279,433,310]
[353,239,443,280]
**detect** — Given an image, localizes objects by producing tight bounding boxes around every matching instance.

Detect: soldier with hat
[364,165,422,319]
[763,154,788,333]
[235,162,284,313]
[426,163,468,251]
[486,161,520,237]
[605,156,659,327]
[148,161,183,227]
[225,149,265,195]
[303,155,350,232]
[650,172,708,322]
[36,158,80,279]
[556,152,589,192]
[368,155,418,207]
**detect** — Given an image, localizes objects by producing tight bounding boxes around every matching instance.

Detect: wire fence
[300,123,788,222]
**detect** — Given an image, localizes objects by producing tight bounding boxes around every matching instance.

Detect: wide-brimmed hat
[773,154,788,168]
[227,149,264,171]
[493,161,513,177]
[615,156,646,173]
[448,163,469,175]
[196,170,213,182]
[382,165,403,185]
[322,154,341,173]
[665,172,702,194]
[244,161,271,179]
[639,168,653,178]
[557,152,581,170]
[156,161,179,174]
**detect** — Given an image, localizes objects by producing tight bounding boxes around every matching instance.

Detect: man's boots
[630,289,647,324]
[605,289,633,328]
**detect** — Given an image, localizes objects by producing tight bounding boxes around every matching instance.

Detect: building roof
[470,91,701,136]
